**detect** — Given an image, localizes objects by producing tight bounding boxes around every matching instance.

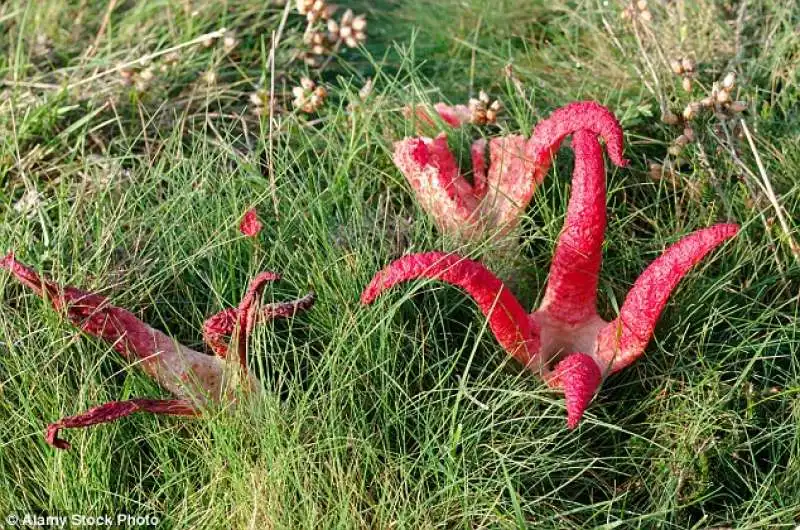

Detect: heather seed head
[468,91,502,125]
[200,35,215,48]
[683,102,701,120]
[661,110,679,125]
[293,78,326,113]
[222,30,238,53]
[722,71,736,90]
[333,9,367,48]
[296,0,314,14]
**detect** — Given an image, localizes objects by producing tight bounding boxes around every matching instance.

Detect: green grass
[1,0,799,527]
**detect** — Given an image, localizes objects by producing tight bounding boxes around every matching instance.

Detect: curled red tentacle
[538,130,606,325]
[361,252,540,368]
[596,223,739,373]
[206,272,314,371]
[45,399,198,450]
[203,292,316,358]
[527,101,629,182]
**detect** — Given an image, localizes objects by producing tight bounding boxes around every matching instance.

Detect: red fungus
[392,101,628,242]
[362,252,539,367]
[0,253,314,449]
[46,399,199,450]
[366,103,739,427]
[240,208,263,237]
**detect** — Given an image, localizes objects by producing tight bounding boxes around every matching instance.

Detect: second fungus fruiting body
[0,253,314,449]
[393,101,628,241]
[366,101,739,428]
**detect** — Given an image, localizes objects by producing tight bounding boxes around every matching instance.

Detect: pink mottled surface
[537,130,606,325]
[595,224,740,373]
[240,208,263,237]
[477,135,538,232]
[393,135,482,238]
[433,102,471,127]
[393,100,628,243]
[361,252,540,367]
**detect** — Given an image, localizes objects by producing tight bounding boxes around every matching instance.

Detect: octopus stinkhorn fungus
[365,117,739,428]
[0,253,314,449]
[393,101,628,241]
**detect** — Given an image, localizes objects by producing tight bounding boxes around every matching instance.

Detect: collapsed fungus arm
[45,399,199,450]
[1,253,314,449]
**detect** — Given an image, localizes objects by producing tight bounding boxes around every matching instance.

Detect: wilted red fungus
[0,253,314,449]
[240,208,263,237]
[365,110,739,428]
[392,101,628,241]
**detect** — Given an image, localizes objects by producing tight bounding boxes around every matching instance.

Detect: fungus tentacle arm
[538,130,606,325]
[546,352,602,429]
[361,252,540,368]
[527,101,629,182]
[478,135,538,233]
[393,135,481,236]
[0,253,246,402]
[596,223,739,373]
[45,399,199,450]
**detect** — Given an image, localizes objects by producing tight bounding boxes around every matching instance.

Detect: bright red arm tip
[45,398,199,450]
[549,352,601,429]
[597,223,740,373]
[361,252,540,368]
[527,101,629,181]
